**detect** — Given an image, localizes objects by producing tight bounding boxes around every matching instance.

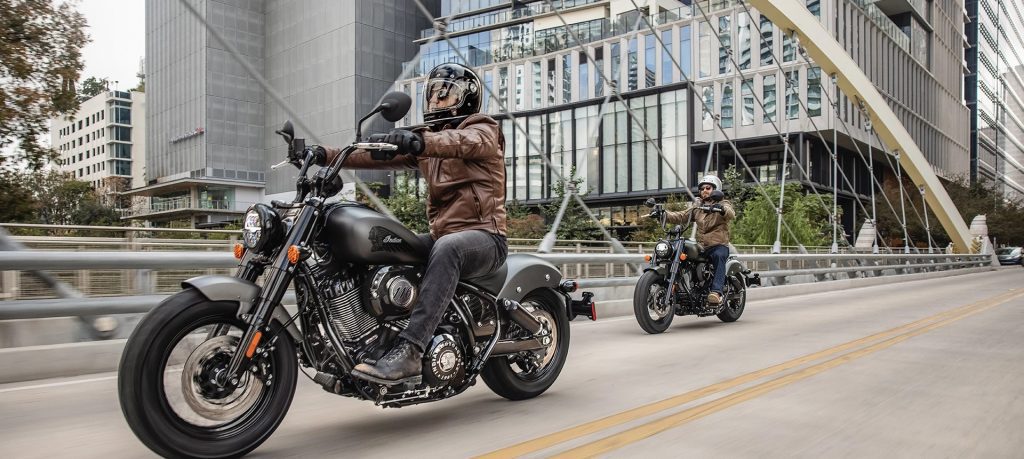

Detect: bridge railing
[0,249,993,320]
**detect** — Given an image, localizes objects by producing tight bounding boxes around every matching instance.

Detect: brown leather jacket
[664,199,736,248]
[325,114,507,239]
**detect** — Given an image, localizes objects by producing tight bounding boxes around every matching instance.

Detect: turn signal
[245,331,262,358]
[679,253,687,261]
[233,243,245,259]
[644,255,652,262]
[287,245,305,264]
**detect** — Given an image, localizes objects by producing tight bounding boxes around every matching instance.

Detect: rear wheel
[482,289,570,401]
[716,274,746,323]
[633,271,674,334]
[118,289,297,459]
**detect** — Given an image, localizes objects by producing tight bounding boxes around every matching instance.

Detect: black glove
[709,190,725,202]
[384,129,425,156]
[308,145,328,166]
[709,203,725,214]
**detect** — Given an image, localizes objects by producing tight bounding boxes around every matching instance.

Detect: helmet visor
[424,78,470,115]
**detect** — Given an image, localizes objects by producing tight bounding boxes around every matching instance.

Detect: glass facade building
[965,0,1024,199]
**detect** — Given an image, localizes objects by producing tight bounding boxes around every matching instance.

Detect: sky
[75,0,146,90]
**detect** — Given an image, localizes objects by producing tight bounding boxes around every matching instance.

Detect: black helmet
[423,62,481,123]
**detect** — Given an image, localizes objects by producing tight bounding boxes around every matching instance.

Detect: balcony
[419,0,605,39]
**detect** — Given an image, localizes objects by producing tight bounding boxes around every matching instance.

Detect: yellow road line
[555,289,1024,458]
[477,288,1022,459]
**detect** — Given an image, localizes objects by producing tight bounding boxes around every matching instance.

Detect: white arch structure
[750,0,974,251]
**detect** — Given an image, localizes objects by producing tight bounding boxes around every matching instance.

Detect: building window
[679,25,692,80]
[594,47,604,97]
[661,30,673,85]
[627,37,638,91]
[562,54,572,103]
[721,83,734,128]
[698,21,712,78]
[738,14,751,70]
[741,78,757,125]
[611,43,621,90]
[602,103,628,193]
[644,34,656,88]
[515,64,525,110]
[482,73,493,113]
[532,61,542,108]
[499,66,509,109]
[807,0,821,18]
[760,15,773,67]
[782,31,795,63]
[719,15,732,75]
[415,82,424,124]
[702,85,715,131]
[547,59,557,105]
[579,53,589,99]
[807,66,821,117]
[629,95,660,191]
[786,70,799,119]
[527,115,546,200]
[763,74,777,123]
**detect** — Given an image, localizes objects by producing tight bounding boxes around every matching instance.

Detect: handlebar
[353,142,399,151]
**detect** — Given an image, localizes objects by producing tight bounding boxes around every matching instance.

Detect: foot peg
[498,298,544,334]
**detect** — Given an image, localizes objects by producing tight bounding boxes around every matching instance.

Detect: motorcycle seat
[463,261,508,296]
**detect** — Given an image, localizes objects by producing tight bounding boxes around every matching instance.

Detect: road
[1,269,1022,458]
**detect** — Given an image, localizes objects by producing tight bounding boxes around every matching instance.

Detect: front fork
[218,205,316,385]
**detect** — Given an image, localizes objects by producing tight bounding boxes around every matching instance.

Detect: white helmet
[697,174,722,191]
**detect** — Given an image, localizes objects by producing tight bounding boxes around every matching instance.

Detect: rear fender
[496,254,561,303]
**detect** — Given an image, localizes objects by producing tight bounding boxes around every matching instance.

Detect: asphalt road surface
[2,269,1022,458]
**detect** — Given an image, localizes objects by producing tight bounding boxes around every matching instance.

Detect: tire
[482,288,570,401]
[633,270,674,334]
[118,288,297,459]
[717,274,746,323]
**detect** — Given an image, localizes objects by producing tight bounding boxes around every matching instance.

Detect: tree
[0,0,88,170]
[78,76,110,100]
[506,200,546,239]
[730,184,837,247]
[628,193,692,242]
[0,169,36,222]
[541,167,599,240]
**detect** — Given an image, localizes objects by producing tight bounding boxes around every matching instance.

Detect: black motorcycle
[118,92,595,458]
[633,198,760,334]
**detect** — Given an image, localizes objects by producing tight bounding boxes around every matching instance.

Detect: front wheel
[633,270,674,334]
[482,288,570,401]
[716,274,746,323]
[118,289,297,459]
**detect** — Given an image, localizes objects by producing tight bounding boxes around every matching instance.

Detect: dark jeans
[705,244,730,294]
[399,230,508,351]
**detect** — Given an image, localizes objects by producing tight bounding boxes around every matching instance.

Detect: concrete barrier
[0,266,1000,384]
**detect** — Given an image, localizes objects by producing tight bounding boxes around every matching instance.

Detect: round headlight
[655,241,671,258]
[241,204,284,253]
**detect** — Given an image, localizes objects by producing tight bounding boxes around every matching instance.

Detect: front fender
[182,275,302,343]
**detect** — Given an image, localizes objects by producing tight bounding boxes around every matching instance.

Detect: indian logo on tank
[369,226,413,253]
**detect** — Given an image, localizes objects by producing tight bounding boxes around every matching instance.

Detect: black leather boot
[351,339,423,385]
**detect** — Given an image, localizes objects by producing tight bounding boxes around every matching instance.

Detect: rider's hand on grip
[365,133,389,143]
[709,203,725,214]
[385,129,425,156]
[309,145,327,166]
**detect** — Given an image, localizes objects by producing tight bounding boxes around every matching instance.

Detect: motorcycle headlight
[655,241,671,258]
[242,204,284,253]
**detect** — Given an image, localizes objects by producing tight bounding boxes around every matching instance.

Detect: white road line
[0,375,117,394]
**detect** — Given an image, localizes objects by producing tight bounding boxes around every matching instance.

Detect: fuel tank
[321,204,429,265]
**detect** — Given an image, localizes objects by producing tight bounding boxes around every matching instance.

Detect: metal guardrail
[0,250,994,320]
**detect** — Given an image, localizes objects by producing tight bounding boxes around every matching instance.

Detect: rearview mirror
[644,197,656,207]
[379,91,412,123]
[275,120,294,145]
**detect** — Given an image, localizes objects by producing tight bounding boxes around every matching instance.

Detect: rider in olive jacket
[663,174,735,305]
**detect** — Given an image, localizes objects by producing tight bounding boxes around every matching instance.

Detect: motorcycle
[633,197,760,334]
[117,92,596,458]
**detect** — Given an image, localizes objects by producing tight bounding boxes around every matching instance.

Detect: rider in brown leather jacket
[321,63,508,384]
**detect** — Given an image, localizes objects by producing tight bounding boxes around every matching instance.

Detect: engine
[362,266,422,320]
